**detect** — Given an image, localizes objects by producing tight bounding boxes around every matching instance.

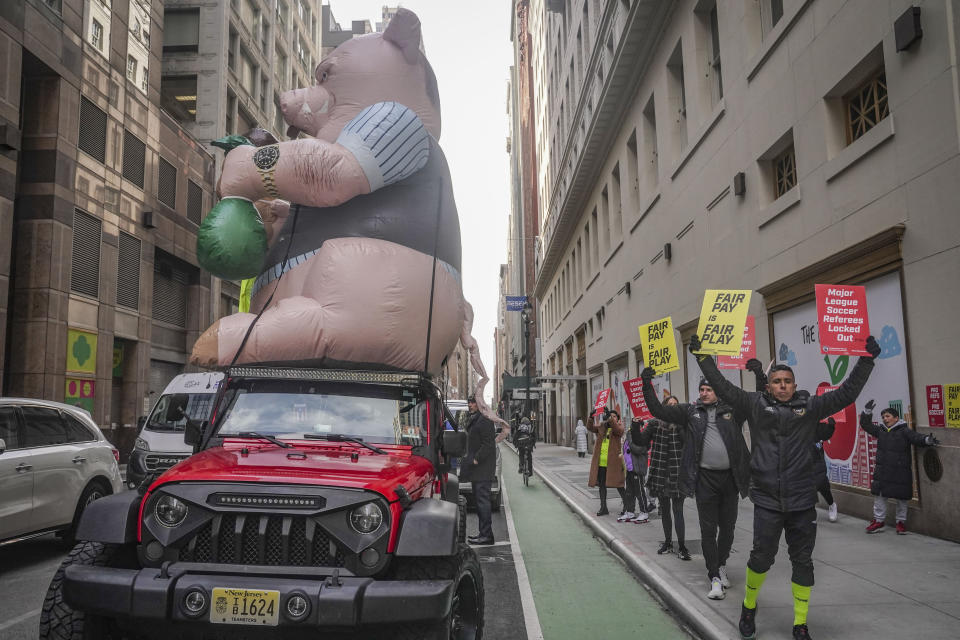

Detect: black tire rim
[449,570,480,640]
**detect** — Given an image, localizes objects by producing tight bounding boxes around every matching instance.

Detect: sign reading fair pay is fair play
[815,284,870,356]
[695,290,752,356]
[638,316,680,374]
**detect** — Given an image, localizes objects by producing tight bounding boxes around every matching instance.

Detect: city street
[0,447,693,640]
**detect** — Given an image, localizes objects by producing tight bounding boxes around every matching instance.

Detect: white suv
[0,398,123,546]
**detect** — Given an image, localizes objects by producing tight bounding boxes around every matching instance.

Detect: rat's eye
[320,71,328,82]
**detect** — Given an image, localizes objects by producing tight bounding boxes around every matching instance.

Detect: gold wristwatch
[252,144,281,198]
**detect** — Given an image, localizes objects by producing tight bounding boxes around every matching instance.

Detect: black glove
[864,399,876,412]
[688,334,702,354]
[864,335,881,359]
[925,435,941,446]
[745,358,764,374]
[640,367,656,382]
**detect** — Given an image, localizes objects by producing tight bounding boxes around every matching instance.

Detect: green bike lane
[499,444,695,640]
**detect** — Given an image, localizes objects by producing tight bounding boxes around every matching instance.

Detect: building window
[116,231,141,310]
[642,94,658,187]
[666,41,687,150]
[78,97,107,163]
[71,210,102,299]
[709,5,723,102]
[277,0,288,26]
[187,180,203,225]
[163,8,200,53]
[91,19,104,50]
[846,71,888,144]
[228,29,238,71]
[160,75,197,123]
[126,55,138,82]
[122,130,146,188]
[158,157,177,209]
[773,145,797,198]
[141,67,149,92]
[767,0,784,29]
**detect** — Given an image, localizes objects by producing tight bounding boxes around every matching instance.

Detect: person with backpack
[861,401,940,535]
[514,416,536,475]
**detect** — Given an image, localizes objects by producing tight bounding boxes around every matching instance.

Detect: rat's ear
[382,8,423,64]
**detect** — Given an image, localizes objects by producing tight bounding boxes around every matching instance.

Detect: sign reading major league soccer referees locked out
[694,290,752,356]
[593,388,612,417]
[638,316,680,374]
[815,284,870,356]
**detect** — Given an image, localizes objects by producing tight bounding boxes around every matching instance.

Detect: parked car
[449,399,502,511]
[127,372,223,489]
[0,398,123,546]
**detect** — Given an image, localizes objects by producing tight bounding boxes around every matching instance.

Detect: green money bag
[196,197,268,281]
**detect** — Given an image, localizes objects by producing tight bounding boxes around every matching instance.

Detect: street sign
[506,296,528,311]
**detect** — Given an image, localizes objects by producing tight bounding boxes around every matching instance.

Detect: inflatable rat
[191,9,502,423]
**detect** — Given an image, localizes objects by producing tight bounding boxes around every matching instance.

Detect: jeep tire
[40,542,122,640]
[386,544,484,639]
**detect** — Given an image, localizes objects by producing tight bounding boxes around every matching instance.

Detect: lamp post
[520,300,533,423]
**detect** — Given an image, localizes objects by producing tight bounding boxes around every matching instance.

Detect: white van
[126,372,222,488]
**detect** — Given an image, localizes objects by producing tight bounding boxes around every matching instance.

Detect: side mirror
[0,438,5,455]
[184,418,206,447]
[136,416,147,431]
[441,430,467,458]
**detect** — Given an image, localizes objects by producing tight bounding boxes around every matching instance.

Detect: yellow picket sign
[638,316,680,375]
[945,384,960,428]
[694,290,752,356]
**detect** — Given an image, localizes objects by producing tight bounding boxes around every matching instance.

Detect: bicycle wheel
[523,466,529,486]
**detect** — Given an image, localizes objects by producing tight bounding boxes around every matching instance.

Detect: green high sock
[743,567,767,609]
[792,582,812,626]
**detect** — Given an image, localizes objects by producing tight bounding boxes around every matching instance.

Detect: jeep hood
[151,443,435,501]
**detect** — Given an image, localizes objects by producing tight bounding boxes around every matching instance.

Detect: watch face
[253,145,280,171]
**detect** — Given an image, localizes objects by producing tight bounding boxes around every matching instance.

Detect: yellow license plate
[210,588,280,626]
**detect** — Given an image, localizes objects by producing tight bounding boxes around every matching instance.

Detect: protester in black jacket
[642,367,751,600]
[861,401,939,535]
[464,396,496,545]
[696,334,880,640]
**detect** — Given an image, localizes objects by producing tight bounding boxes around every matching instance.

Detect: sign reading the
[506,296,528,311]
[945,384,960,429]
[622,377,652,420]
[593,388,612,416]
[694,290,752,355]
[815,284,870,356]
[638,316,680,374]
[926,385,945,427]
[718,315,757,369]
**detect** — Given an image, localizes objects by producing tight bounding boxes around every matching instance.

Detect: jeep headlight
[155,495,188,527]
[135,437,150,451]
[349,503,384,534]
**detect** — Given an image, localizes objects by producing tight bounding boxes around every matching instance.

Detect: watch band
[252,144,281,198]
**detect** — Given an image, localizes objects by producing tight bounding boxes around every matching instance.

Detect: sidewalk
[515,442,960,640]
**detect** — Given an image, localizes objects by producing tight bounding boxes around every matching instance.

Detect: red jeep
[40,367,482,639]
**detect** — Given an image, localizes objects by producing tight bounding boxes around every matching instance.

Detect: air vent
[78,97,107,163]
[158,157,177,209]
[122,130,146,188]
[116,232,141,310]
[187,179,203,224]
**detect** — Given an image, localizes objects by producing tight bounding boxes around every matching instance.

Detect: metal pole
[524,319,531,420]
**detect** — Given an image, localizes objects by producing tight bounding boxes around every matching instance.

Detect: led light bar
[226,367,428,385]
[209,493,327,509]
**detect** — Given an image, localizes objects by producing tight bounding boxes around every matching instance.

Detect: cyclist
[514,416,536,476]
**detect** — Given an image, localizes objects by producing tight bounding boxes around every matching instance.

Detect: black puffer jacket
[463,410,496,482]
[698,354,874,512]
[860,413,933,500]
[642,379,751,499]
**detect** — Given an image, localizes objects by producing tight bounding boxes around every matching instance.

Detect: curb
[503,444,732,640]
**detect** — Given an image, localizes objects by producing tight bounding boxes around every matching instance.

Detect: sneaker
[631,512,650,524]
[896,521,907,535]
[718,565,730,588]
[865,519,885,534]
[793,623,812,639]
[596,507,610,516]
[677,546,692,561]
[617,512,636,522]
[828,503,838,522]
[739,604,757,640]
[657,541,673,555]
[707,577,725,600]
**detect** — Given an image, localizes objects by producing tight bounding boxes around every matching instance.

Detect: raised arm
[634,419,656,448]
[641,368,688,425]
[692,336,754,418]
[858,401,882,438]
[811,337,879,420]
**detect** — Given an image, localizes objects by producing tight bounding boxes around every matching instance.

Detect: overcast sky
[327,1,513,402]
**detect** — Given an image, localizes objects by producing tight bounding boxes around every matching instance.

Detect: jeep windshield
[146,393,216,432]
[214,379,428,446]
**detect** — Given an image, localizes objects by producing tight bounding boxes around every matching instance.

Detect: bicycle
[516,437,534,486]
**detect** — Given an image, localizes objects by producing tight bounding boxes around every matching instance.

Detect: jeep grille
[179,513,345,567]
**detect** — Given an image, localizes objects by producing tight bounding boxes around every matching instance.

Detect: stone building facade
[519,0,960,541]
